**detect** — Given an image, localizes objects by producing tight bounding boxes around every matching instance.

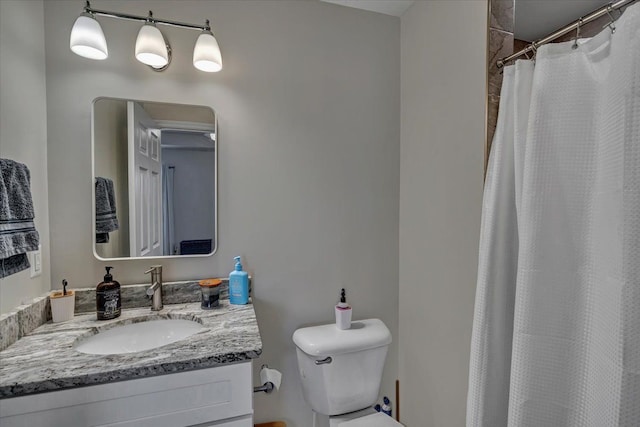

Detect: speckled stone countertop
[0,301,262,399]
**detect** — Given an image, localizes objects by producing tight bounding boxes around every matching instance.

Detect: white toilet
[293,318,404,426]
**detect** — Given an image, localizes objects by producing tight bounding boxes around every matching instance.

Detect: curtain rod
[83,1,210,31]
[497,0,637,68]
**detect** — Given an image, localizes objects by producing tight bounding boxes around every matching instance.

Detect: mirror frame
[91,97,218,261]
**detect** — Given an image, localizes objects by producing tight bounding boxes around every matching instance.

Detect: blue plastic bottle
[229,256,249,305]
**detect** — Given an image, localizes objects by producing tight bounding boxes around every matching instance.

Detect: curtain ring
[530,43,537,61]
[572,18,583,50]
[605,4,616,34]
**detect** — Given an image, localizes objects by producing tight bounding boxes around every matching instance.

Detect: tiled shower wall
[486,0,514,165]
[486,0,622,163]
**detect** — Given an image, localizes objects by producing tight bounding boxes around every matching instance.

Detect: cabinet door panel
[0,363,253,427]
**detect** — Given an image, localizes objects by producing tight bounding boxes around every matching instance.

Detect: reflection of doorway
[160,128,216,255]
[127,102,163,257]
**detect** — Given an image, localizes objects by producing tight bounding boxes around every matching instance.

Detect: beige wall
[1,1,490,423]
[44,1,399,425]
[0,0,51,314]
[399,1,487,426]
[93,99,129,259]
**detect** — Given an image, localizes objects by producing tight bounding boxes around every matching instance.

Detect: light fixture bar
[72,1,222,72]
[82,1,211,32]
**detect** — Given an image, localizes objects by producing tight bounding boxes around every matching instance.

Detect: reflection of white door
[128,102,163,257]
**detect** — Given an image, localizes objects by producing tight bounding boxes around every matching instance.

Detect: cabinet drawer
[0,362,253,427]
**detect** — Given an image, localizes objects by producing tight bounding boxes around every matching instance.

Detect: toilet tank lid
[293,318,392,357]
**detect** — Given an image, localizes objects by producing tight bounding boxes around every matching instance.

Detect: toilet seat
[337,412,404,426]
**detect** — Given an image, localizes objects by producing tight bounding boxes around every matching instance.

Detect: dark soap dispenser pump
[96,266,121,320]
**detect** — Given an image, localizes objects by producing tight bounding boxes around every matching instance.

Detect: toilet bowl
[293,319,404,426]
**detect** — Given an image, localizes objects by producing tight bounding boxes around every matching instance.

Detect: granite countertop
[0,301,262,399]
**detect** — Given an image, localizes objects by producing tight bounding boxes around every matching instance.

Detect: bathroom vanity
[0,301,262,427]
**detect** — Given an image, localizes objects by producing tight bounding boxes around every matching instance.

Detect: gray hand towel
[0,159,40,278]
[95,177,119,244]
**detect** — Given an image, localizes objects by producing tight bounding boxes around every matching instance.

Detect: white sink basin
[75,319,204,355]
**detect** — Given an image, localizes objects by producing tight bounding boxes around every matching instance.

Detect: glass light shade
[193,31,222,72]
[135,23,169,68]
[69,14,108,60]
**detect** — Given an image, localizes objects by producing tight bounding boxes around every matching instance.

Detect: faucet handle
[145,265,162,274]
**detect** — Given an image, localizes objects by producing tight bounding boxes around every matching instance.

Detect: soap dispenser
[335,288,352,330]
[229,256,249,305]
[96,266,121,320]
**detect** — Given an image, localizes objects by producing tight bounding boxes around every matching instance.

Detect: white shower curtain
[468,3,640,427]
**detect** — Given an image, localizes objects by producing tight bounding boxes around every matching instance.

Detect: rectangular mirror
[92,98,217,260]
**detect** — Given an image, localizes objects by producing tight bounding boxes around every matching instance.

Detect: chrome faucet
[145,265,163,311]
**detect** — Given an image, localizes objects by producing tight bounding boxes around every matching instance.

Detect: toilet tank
[293,319,392,416]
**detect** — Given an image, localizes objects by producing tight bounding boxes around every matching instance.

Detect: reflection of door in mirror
[93,98,217,260]
[128,102,163,257]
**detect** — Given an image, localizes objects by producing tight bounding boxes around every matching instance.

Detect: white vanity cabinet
[0,362,253,427]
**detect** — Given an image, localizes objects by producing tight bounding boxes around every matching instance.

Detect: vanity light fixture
[70,11,108,60]
[134,16,170,70]
[69,1,222,72]
[193,23,222,73]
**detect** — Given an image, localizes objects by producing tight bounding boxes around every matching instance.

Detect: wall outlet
[30,245,42,278]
